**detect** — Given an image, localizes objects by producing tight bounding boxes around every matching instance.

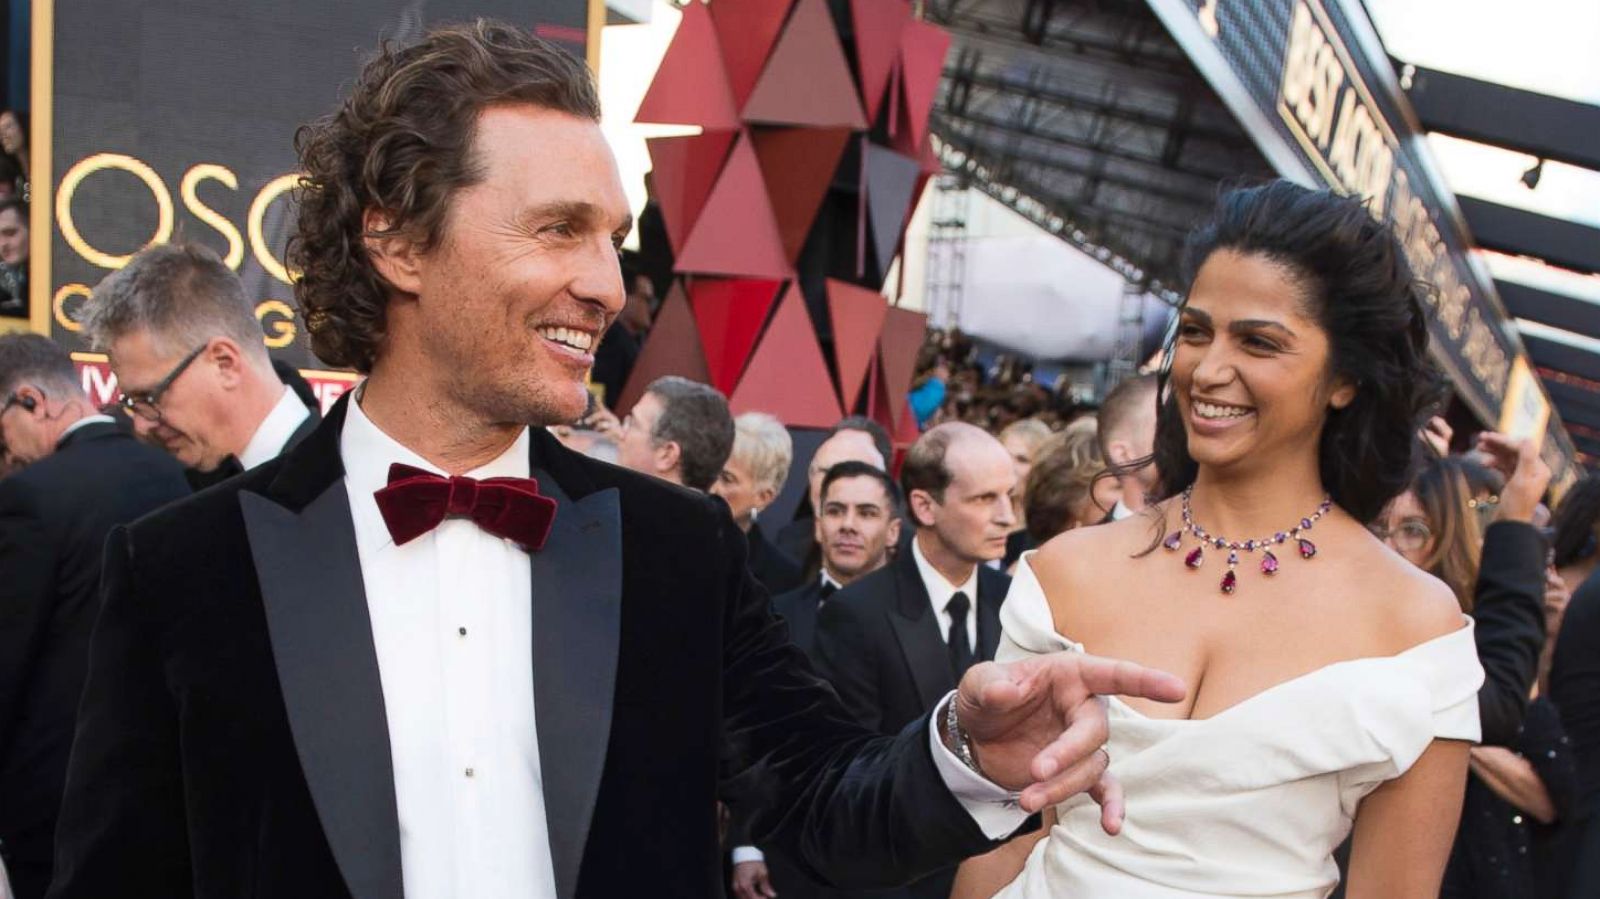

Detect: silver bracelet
[945,697,982,776]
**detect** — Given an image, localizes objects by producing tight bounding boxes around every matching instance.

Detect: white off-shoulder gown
[994,554,1484,898]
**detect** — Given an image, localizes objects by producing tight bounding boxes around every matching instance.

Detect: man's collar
[56,413,116,447]
[239,385,312,471]
[910,531,979,602]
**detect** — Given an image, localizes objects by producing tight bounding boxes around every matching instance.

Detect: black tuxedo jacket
[813,549,1008,738]
[747,523,803,596]
[0,422,188,893]
[47,396,1007,899]
[772,578,831,657]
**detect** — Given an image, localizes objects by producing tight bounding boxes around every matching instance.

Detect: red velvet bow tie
[373,463,557,551]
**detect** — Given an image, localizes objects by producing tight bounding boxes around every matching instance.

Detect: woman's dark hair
[1409,456,1482,612]
[1552,475,1600,568]
[1142,180,1440,525]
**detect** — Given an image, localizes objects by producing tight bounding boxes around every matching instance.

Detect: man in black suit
[775,416,892,567]
[813,422,1018,899]
[0,335,188,898]
[46,24,1184,899]
[81,243,319,490]
[730,460,904,899]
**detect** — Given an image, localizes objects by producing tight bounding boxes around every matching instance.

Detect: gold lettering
[255,299,297,348]
[248,174,300,286]
[52,283,92,332]
[180,164,245,270]
[57,153,175,270]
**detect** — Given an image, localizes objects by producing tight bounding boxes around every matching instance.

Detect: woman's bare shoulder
[1031,505,1174,589]
[1344,529,1468,650]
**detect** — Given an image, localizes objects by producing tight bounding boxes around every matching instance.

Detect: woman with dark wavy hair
[954,181,1482,898]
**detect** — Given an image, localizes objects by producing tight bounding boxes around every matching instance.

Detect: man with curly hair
[47,21,1182,899]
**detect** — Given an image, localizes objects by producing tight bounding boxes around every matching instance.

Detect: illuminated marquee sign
[1147,0,1571,469]
[32,0,593,373]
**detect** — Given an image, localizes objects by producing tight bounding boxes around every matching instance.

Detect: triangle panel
[864,144,922,283]
[730,284,844,428]
[825,278,888,412]
[648,131,737,256]
[751,127,853,263]
[614,283,713,416]
[675,132,793,280]
[712,0,795,107]
[878,305,926,429]
[849,0,911,124]
[690,277,784,394]
[898,18,951,150]
[742,0,868,129]
[635,1,742,129]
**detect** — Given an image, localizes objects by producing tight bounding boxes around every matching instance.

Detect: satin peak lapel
[527,473,622,899]
[241,482,403,899]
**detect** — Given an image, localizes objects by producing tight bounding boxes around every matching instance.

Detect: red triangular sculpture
[712,0,795,107]
[751,127,853,263]
[742,0,868,129]
[850,0,911,124]
[825,278,888,411]
[730,284,844,428]
[614,283,712,415]
[675,133,792,280]
[690,277,784,394]
[898,18,951,151]
[648,131,737,256]
[878,305,926,429]
[635,1,742,129]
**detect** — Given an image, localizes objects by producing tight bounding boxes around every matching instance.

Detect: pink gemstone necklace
[1164,487,1333,594]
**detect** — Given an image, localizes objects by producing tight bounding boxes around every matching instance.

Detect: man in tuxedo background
[82,243,318,490]
[730,459,904,899]
[614,375,734,492]
[47,23,1183,899]
[812,422,1018,899]
[1096,374,1159,521]
[0,335,188,898]
[775,416,892,569]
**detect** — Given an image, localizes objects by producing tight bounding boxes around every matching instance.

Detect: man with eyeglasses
[81,243,318,490]
[0,334,187,899]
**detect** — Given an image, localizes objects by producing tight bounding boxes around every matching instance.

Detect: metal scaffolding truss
[923,0,1275,292]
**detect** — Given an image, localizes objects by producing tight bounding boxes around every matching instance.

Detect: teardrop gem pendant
[1178,487,1332,594]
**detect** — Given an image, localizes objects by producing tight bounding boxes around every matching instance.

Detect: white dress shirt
[341,395,557,899]
[239,385,311,470]
[910,535,979,654]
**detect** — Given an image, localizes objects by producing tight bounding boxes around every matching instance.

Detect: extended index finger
[1073,654,1187,704]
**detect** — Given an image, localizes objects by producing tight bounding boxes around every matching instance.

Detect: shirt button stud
[458,627,467,637]
[465,767,474,778]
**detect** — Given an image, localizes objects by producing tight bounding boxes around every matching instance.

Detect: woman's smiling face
[1170,249,1355,474]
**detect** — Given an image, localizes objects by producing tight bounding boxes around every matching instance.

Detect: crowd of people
[0,108,29,318]
[1,21,1599,899]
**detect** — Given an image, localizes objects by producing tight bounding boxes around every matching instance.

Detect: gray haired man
[83,243,317,487]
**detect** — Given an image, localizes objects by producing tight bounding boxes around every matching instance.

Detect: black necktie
[946,591,975,679]
[819,581,837,601]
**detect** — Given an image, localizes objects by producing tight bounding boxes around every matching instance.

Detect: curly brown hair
[290,20,601,372]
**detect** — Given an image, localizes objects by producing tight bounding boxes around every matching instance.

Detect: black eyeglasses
[118,344,207,422]
[0,393,24,415]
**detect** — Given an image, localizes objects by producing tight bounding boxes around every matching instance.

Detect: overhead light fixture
[1522,158,1545,190]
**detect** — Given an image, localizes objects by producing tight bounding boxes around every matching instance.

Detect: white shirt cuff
[928,691,1031,839]
[731,846,766,864]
